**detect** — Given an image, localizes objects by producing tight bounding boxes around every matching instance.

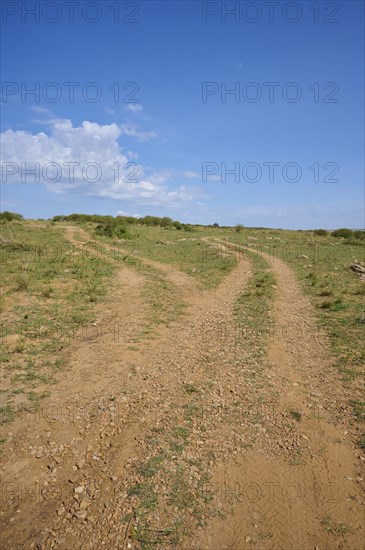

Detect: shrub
[0,211,23,222]
[95,223,115,238]
[235,224,244,233]
[331,228,353,239]
[314,229,328,236]
[94,222,128,238]
[160,216,173,228]
[354,230,365,240]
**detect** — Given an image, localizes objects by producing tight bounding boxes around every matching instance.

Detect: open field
[1,218,364,549]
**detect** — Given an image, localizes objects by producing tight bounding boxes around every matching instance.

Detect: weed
[183,383,200,394]
[289,409,302,421]
[320,515,353,536]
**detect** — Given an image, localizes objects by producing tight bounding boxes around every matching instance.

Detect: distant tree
[235,223,244,233]
[213,222,219,227]
[160,216,173,228]
[313,229,328,236]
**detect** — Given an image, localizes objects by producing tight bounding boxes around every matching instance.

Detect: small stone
[79,498,91,510]
[57,505,66,517]
[74,486,84,494]
[73,509,87,520]
[76,458,85,469]
[245,536,252,542]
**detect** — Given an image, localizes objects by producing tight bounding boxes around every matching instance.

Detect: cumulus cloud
[0,118,196,207]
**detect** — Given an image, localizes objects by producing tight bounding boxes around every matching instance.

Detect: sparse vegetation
[320,515,353,536]
[1,217,364,549]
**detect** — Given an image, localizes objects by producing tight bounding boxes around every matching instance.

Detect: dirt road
[1,231,364,549]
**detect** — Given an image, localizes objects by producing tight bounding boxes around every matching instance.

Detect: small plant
[314,229,328,236]
[318,288,333,297]
[331,298,348,311]
[349,400,365,421]
[138,453,165,478]
[307,272,317,286]
[15,272,30,291]
[289,409,302,421]
[183,383,200,394]
[0,403,14,424]
[41,285,53,298]
[320,515,353,536]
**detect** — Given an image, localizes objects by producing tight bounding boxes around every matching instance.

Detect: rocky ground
[1,231,364,550]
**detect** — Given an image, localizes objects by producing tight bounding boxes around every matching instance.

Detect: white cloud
[182,170,199,178]
[30,106,52,114]
[1,118,196,207]
[125,103,143,113]
[116,211,141,218]
[104,107,116,115]
[120,122,158,142]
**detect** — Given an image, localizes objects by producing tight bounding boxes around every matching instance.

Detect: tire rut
[192,239,365,550]
[0,231,250,549]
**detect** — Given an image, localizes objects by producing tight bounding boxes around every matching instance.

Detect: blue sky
[1,0,364,228]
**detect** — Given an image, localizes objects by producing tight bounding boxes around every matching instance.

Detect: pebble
[57,505,66,517]
[77,458,86,469]
[73,509,88,520]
